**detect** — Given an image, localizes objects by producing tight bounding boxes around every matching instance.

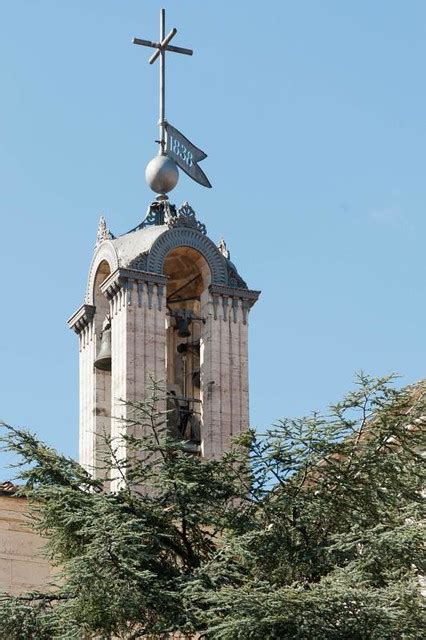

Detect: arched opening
[164,247,211,452]
[93,260,111,332]
[93,260,112,373]
[92,260,112,483]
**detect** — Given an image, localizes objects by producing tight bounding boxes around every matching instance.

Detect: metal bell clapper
[176,315,191,338]
[171,309,192,338]
[94,317,112,371]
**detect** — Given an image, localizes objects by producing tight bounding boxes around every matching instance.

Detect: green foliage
[0,375,424,639]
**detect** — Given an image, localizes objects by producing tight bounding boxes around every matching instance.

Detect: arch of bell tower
[147,224,228,285]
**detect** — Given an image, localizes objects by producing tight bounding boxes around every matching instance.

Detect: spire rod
[159,9,166,154]
[133,8,193,155]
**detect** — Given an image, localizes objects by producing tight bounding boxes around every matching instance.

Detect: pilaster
[101,269,167,489]
[200,286,259,458]
[67,306,99,474]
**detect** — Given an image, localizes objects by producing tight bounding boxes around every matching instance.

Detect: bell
[176,315,191,338]
[94,325,112,371]
[192,369,201,389]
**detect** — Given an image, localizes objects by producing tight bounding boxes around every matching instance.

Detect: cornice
[67,304,96,334]
[100,268,168,300]
[209,284,261,305]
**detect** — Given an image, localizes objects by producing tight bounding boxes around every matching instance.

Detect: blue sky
[1,1,426,477]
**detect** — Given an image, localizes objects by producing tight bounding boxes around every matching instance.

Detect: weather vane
[133,8,211,199]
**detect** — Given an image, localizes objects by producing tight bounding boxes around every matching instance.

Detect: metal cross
[133,9,193,154]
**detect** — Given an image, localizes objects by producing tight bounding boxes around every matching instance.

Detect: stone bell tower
[68,203,259,476]
[67,9,260,478]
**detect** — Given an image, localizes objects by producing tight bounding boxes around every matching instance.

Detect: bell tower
[67,10,260,479]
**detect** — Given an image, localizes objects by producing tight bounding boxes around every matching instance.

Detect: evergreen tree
[0,375,424,639]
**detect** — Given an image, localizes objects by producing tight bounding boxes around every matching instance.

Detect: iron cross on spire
[133,8,193,154]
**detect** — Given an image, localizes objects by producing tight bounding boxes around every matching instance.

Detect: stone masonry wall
[0,494,56,595]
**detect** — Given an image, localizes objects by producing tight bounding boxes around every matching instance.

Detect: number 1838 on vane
[166,123,212,189]
[168,134,194,167]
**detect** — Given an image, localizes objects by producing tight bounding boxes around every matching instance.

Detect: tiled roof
[0,481,20,496]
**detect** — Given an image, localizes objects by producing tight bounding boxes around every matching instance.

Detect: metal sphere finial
[145,154,179,194]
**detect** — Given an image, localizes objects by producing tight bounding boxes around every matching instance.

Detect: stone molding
[67,304,96,334]
[126,252,148,271]
[85,241,119,305]
[209,284,260,303]
[147,227,228,286]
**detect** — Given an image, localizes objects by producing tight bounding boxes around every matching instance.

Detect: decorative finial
[218,238,230,260]
[145,155,179,195]
[133,9,211,195]
[95,215,114,248]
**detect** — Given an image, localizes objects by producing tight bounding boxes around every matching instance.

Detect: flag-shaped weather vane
[133,8,212,199]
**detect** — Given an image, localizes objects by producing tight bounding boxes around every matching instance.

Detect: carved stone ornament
[127,252,148,271]
[138,200,177,229]
[95,215,114,248]
[127,200,207,235]
[227,263,248,289]
[218,237,230,259]
[167,202,207,235]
